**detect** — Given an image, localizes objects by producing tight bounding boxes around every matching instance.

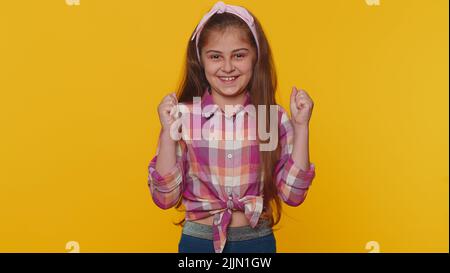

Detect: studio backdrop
[0,0,448,252]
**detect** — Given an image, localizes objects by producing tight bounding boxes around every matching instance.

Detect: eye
[209,54,221,60]
[234,53,246,59]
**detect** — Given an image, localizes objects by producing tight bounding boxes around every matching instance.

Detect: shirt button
[227,153,232,159]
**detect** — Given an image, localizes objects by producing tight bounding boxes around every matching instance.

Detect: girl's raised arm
[147,93,187,209]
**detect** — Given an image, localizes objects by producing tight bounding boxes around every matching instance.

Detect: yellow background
[0,0,448,253]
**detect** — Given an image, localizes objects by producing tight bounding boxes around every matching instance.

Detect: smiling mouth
[218,75,240,83]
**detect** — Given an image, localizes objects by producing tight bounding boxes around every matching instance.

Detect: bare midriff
[190,210,269,227]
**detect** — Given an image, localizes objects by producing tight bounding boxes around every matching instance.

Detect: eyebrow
[205,48,249,54]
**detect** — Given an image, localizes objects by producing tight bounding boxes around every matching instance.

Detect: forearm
[292,124,311,171]
[155,129,177,176]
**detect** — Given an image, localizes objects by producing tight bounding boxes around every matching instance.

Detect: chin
[217,87,243,97]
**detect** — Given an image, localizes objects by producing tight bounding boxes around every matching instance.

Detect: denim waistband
[182,218,273,241]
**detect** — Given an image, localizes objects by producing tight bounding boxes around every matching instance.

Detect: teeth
[220,76,237,81]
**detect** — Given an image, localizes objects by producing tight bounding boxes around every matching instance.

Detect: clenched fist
[157,92,179,133]
[290,86,314,128]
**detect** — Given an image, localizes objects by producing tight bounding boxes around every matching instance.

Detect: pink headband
[190,1,260,62]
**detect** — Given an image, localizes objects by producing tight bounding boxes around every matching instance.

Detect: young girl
[148,1,316,253]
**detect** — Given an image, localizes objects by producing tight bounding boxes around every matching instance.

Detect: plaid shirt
[148,88,316,253]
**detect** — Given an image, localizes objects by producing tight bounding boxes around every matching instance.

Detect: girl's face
[201,27,256,97]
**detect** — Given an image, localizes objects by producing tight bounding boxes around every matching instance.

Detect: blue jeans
[178,233,277,253]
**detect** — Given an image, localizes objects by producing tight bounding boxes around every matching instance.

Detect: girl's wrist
[293,123,309,133]
[160,128,177,144]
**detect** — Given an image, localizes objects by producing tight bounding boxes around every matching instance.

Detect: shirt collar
[201,87,251,119]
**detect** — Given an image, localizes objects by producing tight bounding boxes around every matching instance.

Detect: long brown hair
[173,11,282,230]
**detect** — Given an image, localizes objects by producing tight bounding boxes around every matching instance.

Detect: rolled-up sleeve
[275,108,316,207]
[148,137,188,210]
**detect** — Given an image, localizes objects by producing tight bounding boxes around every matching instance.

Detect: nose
[221,58,235,73]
